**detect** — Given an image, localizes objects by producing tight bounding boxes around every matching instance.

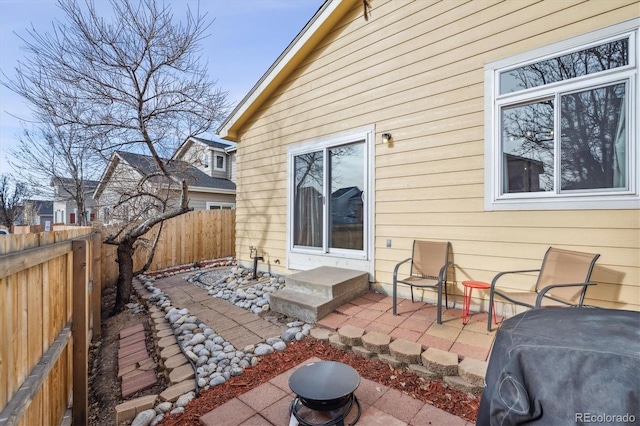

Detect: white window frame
[286,125,375,276]
[484,19,640,210]
[214,153,226,172]
[206,202,235,210]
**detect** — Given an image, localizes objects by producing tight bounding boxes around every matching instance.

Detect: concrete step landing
[270,266,368,322]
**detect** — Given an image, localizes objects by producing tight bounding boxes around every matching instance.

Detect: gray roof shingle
[116,151,235,191]
[192,136,236,151]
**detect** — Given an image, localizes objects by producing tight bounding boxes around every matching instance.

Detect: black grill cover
[477,307,640,425]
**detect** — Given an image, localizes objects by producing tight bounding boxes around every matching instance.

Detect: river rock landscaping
[88,261,480,426]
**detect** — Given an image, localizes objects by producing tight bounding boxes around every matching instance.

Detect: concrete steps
[270,266,368,322]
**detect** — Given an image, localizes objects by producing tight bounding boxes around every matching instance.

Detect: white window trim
[286,125,375,276]
[214,153,226,172]
[206,202,235,210]
[484,19,640,211]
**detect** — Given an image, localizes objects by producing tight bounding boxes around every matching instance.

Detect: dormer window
[214,154,226,171]
[203,153,209,168]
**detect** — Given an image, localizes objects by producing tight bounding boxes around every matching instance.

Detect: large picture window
[485,22,638,210]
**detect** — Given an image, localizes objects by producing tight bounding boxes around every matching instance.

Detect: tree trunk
[110,180,192,314]
[113,236,136,314]
[136,221,163,275]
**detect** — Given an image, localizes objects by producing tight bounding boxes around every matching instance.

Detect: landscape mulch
[159,338,479,425]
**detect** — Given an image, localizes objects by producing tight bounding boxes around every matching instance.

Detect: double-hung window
[485,21,638,210]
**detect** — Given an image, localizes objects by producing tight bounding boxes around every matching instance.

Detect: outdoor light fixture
[381,133,392,144]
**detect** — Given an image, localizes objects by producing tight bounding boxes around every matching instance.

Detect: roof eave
[217,0,356,141]
[188,187,236,195]
[172,137,199,161]
[93,152,123,199]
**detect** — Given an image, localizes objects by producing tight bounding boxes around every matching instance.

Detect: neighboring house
[21,199,53,226]
[218,0,640,313]
[503,154,545,194]
[51,177,99,225]
[172,136,238,210]
[93,142,236,223]
[331,186,363,224]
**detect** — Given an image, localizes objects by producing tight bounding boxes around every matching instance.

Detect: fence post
[91,232,102,341]
[72,240,88,425]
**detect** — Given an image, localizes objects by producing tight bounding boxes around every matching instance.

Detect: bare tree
[11,123,103,226]
[0,174,31,228]
[3,0,229,312]
[501,39,628,192]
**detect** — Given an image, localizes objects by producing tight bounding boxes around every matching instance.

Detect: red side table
[462,280,497,325]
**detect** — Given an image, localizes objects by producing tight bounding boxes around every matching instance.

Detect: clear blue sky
[0,0,325,176]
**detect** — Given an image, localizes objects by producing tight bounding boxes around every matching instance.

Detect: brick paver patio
[121,272,497,424]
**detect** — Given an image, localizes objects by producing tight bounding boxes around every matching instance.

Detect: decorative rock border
[186,266,286,315]
[145,258,236,279]
[117,265,315,426]
[315,325,487,395]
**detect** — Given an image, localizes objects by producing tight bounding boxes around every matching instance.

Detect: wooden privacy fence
[11,225,82,235]
[0,228,101,426]
[0,209,235,425]
[100,209,235,287]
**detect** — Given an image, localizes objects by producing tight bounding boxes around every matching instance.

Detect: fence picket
[0,227,91,426]
[0,209,235,425]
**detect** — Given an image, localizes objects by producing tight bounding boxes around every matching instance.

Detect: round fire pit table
[288,361,361,426]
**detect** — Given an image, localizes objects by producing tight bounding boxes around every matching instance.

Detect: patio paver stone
[165,353,188,370]
[168,363,194,384]
[160,344,181,361]
[407,363,440,380]
[361,331,391,353]
[421,347,458,377]
[328,333,349,350]
[409,402,469,426]
[458,357,488,387]
[389,338,422,365]
[374,387,424,423]
[120,323,144,339]
[444,375,483,394]
[237,382,289,413]
[159,381,195,402]
[114,394,158,424]
[309,327,332,341]
[200,398,256,426]
[338,324,365,346]
[377,353,406,368]
[352,345,376,359]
